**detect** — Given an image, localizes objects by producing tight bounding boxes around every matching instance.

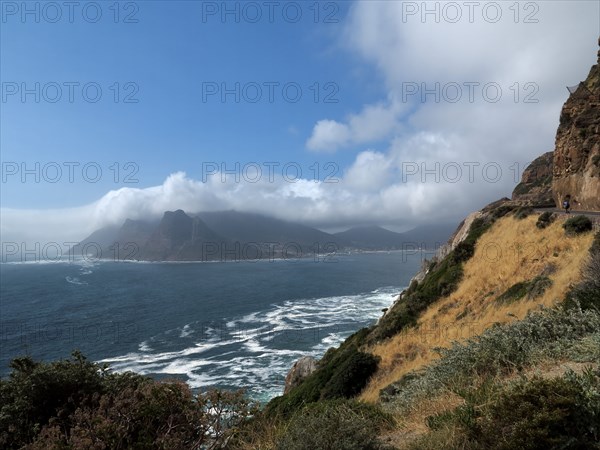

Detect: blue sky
[1,1,599,243]
[1,2,369,204]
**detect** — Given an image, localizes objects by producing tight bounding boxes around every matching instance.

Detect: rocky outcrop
[284,356,317,394]
[436,210,484,261]
[552,38,600,211]
[512,152,554,206]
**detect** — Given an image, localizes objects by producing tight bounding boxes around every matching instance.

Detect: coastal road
[534,208,600,218]
[533,208,600,231]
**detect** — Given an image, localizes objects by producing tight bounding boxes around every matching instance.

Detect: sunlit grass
[360,214,594,403]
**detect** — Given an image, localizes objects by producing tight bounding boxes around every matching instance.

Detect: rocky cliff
[512,151,554,206]
[552,38,600,210]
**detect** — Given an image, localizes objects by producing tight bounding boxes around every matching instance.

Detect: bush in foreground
[0,352,256,449]
[475,369,600,449]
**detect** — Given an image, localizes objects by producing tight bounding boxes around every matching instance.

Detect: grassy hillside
[361,213,595,402]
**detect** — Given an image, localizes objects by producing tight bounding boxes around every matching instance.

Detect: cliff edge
[552,38,600,210]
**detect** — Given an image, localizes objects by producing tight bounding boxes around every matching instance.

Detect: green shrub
[276,400,392,450]
[321,351,380,399]
[488,204,516,220]
[451,241,475,264]
[526,275,552,299]
[496,281,529,304]
[496,276,552,304]
[371,301,418,344]
[536,211,555,229]
[514,207,533,220]
[463,217,492,244]
[563,215,593,235]
[426,404,478,433]
[0,352,256,449]
[476,369,600,449]
[0,351,109,449]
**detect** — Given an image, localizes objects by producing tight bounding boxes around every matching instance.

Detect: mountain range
[75,210,455,262]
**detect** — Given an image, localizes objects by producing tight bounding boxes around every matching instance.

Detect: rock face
[140,210,228,261]
[512,152,554,206]
[552,38,600,210]
[284,356,317,394]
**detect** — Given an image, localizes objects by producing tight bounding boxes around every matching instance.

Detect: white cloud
[306,119,351,152]
[344,150,392,191]
[307,101,406,152]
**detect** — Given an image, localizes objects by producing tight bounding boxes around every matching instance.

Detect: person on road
[563,195,571,214]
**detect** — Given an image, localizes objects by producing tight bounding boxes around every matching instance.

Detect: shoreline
[1,248,435,265]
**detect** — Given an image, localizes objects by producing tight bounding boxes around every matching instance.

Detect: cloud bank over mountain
[2,1,597,246]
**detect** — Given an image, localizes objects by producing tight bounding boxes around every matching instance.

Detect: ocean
[0,252,424,401]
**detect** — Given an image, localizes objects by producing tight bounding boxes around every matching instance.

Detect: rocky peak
[158,210,194,248]
[511,151,554,207]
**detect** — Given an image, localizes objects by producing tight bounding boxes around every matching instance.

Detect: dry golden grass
[360,214,594,403]
[379,391,465,448]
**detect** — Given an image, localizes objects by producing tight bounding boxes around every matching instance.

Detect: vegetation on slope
[409,368,600,450]
[381,304,600,449]
[379,306,600,412]
[361,212,595,402]
[564,230,600,311]
[262,202,516,424]
[275,400,394,450]
[563,214,594,235]
[234,220,600,450]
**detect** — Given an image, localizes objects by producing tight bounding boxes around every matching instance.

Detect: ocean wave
[65,276,87,285]
[1,259,73,265]
[99,286,402,401]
